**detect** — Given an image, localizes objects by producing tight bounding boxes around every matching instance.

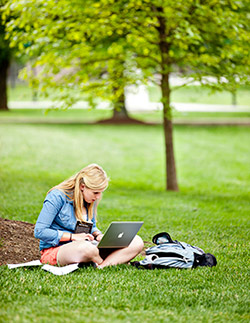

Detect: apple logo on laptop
[118,232,124,239]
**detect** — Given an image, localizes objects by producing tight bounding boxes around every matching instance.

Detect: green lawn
[0,122,249,322]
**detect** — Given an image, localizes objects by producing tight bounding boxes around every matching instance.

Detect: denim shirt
[34,189,101,251]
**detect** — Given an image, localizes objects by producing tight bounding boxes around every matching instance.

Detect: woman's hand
[72,233,94,241]
[95,234,104,242]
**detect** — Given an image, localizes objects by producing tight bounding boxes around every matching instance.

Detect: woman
[34,163,144,268]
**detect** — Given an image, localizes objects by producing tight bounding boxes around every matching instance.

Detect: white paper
[8,260,42,269]
[8,259,80,276]
[41,263,79,275]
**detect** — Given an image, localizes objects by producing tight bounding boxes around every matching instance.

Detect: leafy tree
[3,0,143,121]
[0,0,12,110]
[104,0,250,190]
[5,0,250,190]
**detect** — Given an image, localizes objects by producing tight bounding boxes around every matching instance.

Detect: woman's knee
[131,235,144,253]
[75,241,99,262]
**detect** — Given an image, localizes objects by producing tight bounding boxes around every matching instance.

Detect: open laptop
[96,221,143,249]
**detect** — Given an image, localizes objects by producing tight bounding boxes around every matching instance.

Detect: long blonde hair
[48,164,109,222]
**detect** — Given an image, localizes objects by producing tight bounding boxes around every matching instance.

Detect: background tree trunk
[161,73,179,191]
[112,87,129,119]
[158,6,179,191]
[97,85,144,124]
[0,58,9,110]
[231,90,237,106]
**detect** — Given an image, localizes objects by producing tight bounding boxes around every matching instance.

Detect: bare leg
[99,235,144,269]
[57,241,103,266]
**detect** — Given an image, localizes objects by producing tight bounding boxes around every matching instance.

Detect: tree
[104,0,250,190]
[3,0,144,121]
[5,0,250,190]
[0,0,11,110]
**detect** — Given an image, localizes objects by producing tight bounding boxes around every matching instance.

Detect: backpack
[131,232,217,269]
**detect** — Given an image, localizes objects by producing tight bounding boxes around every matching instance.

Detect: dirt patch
[0,218,40,266]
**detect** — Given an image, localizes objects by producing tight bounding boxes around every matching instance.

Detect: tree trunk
[231,90,237,106]
[157,7,179,191]
[9,60,17,88]
[161,73,179,191]
[112,87,129,119]
[97,85,145,124]
[0,59,9,111]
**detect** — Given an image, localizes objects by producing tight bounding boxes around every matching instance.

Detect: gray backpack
[131,232,217,269]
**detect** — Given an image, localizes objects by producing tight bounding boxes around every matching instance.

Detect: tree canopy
[4,0,144,113]
[5,0,250,105]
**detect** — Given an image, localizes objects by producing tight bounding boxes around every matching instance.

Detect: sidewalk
[4,84,250,126]
[7,84,250,112]
[8,100,250,113]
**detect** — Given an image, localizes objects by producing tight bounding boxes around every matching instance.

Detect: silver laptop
[97,221,143,249]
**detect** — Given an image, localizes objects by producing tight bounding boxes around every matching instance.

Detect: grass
[0,121,250,322]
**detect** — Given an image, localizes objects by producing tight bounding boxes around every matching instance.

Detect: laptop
[97,221,143,249]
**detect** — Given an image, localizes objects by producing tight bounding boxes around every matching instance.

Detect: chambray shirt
[34,189,101,251]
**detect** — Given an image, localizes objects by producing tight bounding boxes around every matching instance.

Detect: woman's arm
[93,232,103,242]
[91,199,102,239]
[60,232,94,242]
[34,190,65,246]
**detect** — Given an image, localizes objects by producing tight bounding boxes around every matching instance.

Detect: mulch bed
[0,217,40,266]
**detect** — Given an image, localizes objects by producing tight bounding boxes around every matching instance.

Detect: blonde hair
[48,164,109,222]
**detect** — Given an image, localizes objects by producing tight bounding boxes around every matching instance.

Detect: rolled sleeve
[34,190,64,246]
[91,217,102,235]
[91,202,102,235]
